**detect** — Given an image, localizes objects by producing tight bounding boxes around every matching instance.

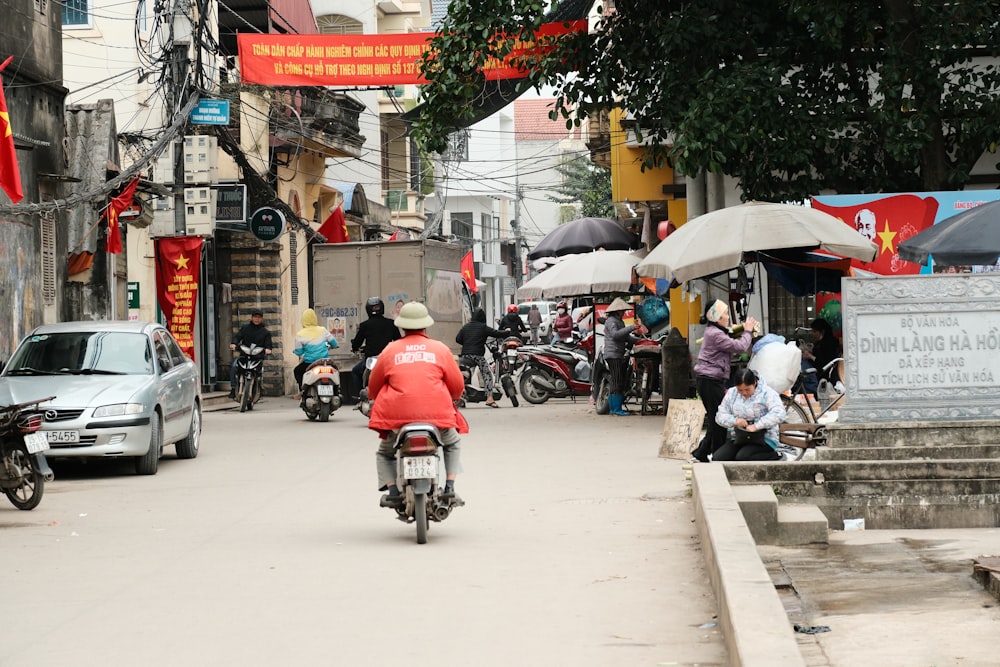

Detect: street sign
[190,99,231,126]
[214,184,247,228]
[127,281,140,309]
[249,207,286,242]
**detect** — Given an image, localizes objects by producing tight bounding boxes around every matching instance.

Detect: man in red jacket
[368,301,468,507]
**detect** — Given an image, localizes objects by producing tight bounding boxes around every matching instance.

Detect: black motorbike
[487,336,522,407]
[457,355,502,407]
[0,396,56,510]
[235,343,266,412]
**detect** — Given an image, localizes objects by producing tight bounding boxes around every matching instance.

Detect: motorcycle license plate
[23,432,49,453]
[403,456,436,479]
[317,384,334,396]
[46,430,79,444]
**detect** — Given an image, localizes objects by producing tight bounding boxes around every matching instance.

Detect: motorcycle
[0,396,56,510]
[384,423,461,544]
[235,343,266,412]
[487,335,523,407]
[594,337,663,415]
[356,353,377,418]
[457,355,502,407]
[517,334,595,404]
[299,359,342,422]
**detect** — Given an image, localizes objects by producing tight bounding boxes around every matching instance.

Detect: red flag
[388,230,399,241]
[812,194,938,275]
[0,56,23,204]
[155,236,203,360]
[461,251,478,294]
[104,176,140,254]
[317,203,349,243]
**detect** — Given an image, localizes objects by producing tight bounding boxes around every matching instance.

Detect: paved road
[0,397,727,667]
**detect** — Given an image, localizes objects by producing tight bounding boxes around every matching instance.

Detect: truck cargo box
[312,240,473,358]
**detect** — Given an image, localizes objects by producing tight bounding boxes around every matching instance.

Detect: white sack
[748,341,801,393]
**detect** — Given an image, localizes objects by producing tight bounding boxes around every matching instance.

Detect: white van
[517,301,560,343]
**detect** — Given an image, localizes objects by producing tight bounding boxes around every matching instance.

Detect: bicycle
[778,357,845,461]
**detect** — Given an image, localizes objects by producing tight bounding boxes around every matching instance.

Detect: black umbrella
[527,217,637,260]
[898,199,1000,266]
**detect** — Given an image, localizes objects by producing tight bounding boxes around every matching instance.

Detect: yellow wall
[608,108,696,333]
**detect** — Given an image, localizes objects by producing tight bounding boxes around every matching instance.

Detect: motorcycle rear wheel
[595,377,611,415]
[414,493,428,544]
[501,373,519,407]
[518,369,551,405]
[318,402,332,422]
[2,446,45,510]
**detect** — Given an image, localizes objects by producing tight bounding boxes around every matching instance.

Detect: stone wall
[840,274,1000,422]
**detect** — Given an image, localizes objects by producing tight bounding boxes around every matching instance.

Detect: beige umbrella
[516,250,646,300]
[635,201,878,284]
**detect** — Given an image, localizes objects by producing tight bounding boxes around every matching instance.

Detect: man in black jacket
[350,297,402,400]
[229,310,273,398]
[455,308,507,407]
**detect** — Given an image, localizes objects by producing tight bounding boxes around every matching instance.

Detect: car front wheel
[135,411,162,475]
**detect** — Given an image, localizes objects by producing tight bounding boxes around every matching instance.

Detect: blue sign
[190,99,231,125]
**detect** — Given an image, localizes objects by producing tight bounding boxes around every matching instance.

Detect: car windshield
[4,332,154,376]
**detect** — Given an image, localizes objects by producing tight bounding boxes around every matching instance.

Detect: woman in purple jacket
[690,300,758,462]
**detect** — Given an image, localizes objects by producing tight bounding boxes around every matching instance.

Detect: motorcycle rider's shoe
[440,489,465,506]
[380,493,404,508]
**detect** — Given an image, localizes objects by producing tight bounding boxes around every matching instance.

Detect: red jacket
[367,331,469,434]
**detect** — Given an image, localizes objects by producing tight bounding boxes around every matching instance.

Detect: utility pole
[512,184,524,288]
[167,0,193,237]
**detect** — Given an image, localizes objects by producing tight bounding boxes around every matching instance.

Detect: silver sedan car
[0,321,201,475]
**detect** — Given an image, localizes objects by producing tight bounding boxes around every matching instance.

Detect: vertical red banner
[155,237,203,360]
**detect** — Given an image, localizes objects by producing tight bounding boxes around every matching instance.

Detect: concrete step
[973,557,1000,603]
[732,484,777,544]
[732,484,828,546]
[776,504,829,546]
[818,444,1000,461]
[203,390,235,412]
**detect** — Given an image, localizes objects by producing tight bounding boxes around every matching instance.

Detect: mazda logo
[44,410,58,421]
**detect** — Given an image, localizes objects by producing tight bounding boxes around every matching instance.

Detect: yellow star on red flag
[877,220,897,254]
[175,254,190,270]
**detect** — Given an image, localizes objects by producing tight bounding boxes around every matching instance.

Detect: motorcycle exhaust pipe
[433,505,452,521]
[331,396,342,410]
[530,374,557,391]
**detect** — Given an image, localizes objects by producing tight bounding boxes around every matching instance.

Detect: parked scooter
[383,423,462,544]
[517,334,595,404]
[299,359,342,422]
[0,396,55,510]
[234,343,266,412]
[457,355,503,407]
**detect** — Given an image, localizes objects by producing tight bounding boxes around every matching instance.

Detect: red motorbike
[517,335,595,404]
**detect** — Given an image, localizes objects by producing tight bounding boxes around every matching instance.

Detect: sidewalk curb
[692,463,805,667]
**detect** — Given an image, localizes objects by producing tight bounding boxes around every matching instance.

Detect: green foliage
[547,158,613,218]
[414,0,1000,200]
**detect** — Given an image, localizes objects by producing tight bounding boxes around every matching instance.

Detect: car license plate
[403,456,436,479]
[317,384,334,396]
[23,432,50,453]
[46,430,79,444]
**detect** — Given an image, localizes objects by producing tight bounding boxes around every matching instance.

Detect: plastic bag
[636,296,670,329]
[752,333,785,355]
[748,341,801,393]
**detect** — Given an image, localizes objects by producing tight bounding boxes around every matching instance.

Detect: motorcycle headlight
[93,403,145,417]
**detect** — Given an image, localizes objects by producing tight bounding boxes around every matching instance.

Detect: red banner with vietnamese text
[237,20,587,87]
[155,237,203,360]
